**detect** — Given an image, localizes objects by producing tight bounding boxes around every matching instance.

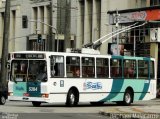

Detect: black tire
[90,102,104,106]
[66,90,78,107]
[32,101,41,107]
[123,90,133,106]
[116,101,123,106]
[0,95,6,105]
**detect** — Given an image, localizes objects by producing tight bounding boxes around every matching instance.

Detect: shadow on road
[6,98,160,108]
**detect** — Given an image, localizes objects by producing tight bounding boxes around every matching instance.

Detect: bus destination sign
[14,54,44,59]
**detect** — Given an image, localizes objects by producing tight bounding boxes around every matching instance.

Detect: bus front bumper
[8,96,50,102]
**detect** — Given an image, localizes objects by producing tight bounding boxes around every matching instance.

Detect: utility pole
[115,9,120,55]
[64,0,71,51]
[0,0,10,91]
[49,0,55,51]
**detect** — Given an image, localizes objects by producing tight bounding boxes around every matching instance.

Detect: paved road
[1,99,160,113]
[0,99,160,119]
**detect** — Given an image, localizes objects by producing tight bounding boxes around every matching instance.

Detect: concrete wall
[0,0,147,56]
[0,0,77,57]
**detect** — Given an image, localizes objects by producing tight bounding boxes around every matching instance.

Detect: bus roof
[9,50,154,60]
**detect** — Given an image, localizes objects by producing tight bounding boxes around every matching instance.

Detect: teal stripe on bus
[100,79,124,102]
[13,82,27,96]
[100,56,152,102]
[138,57,151,100]
[138,81,150,100]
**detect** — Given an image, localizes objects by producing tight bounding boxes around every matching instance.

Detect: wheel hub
[125,93,131,103]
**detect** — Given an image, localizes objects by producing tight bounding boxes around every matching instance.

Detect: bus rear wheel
[123,90,133,106]
[32,101,41,107]
[66,90,78,107]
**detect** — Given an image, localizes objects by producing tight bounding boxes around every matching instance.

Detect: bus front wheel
[66,90,78,107]
[123,90,133,106]
[32,101,41,107]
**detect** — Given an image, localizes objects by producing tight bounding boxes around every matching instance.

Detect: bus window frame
[66,56,80,78]
[82,57,95,78]
[50,55,65,78]
[138,60,149,79]
[150,60,155,79]
[110,58,123,78]
[96,57,109,78]
[10,59,28,82]
[123,59,137,79]
[10,59,48,82]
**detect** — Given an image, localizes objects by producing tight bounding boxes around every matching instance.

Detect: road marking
[131,107,153,113]
[114,108,130,113]
[100,108,130,113]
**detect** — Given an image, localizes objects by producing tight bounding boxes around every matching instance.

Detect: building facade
[0,0,159,55]
[0,0,77,57]
[1,0,160,85]
[76,0,147,54]
[76,0,160,85]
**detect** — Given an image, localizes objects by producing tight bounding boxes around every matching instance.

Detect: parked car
[157,89,160,98]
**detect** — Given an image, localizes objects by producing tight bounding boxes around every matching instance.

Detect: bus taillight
[23,93,30,97]
[41,93,49,98]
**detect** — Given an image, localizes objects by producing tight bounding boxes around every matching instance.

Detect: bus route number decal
[29,87,38,92]
[83,82,102,90]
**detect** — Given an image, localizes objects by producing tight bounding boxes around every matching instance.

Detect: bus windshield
[11,60,47,82]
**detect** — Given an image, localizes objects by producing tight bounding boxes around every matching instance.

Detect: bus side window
[66,56,80,78]
[150,61,155,78]
[110,59,122,78]
[123,60,136,78]
[82,57,95,78]
[50,57,54,77]
[96,58,109,78]
[50,55,64,77]
[138,60,149,79]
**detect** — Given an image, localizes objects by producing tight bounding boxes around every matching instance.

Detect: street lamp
[114,9,120,55]
[29,20,59,52]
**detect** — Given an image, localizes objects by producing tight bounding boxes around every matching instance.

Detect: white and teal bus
[8,48,156,107]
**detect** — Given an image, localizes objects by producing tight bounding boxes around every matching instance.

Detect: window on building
[150,0,160,6]
[66,56,80,77]
[22,15,28,28]
[115,24,150,57]
[28,39,45,51]
[96,58,109,78]
[82,57,95,78]
[50,55,64,77]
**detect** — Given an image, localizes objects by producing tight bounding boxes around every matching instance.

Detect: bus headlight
[8,92,13,96]
[41,93,49,98]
